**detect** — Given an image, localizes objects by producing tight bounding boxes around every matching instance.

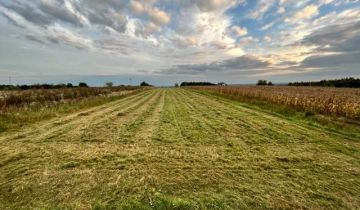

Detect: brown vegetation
[188,86,360,120]
[0,86,141,111]
[0,86,144,132]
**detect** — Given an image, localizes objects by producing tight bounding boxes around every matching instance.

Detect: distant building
[218,82,227,86]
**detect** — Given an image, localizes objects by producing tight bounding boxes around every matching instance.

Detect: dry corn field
[190,86,360,120]
[0,88,359,210]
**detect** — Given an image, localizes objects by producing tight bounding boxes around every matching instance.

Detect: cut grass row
[0,88,359,209]
[96,89,359,209]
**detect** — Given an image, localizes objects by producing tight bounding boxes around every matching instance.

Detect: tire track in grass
[155,89,186,143]
[170,89,218,143]
[35,90,157,141]
[42,90,159,143]
[44,89,163,167]
[116,89,164,143]
[174,89,236,140]
[131,89,165,142]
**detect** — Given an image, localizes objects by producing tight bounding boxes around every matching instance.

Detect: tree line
[0,81,153,91]
[0,82,90,91]
[288,77,360,88]
[180,82,216,86]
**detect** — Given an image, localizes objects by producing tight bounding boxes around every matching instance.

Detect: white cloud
[129,0,146,15]
[278,7,285,14]
[247,0,276,20]
[195,0,242,12]
[264,36,272,42]
[238,36,257,46]
[231,25,248,37]
[261,21,276,30]
[148,7,171,26]
[291,4,319,22]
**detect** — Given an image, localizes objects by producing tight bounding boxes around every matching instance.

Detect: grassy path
[0,88,359,209]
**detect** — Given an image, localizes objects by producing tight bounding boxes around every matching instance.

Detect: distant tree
[106,82,114,87]
[257,80,268,86]
[66,83,73,88]
[218,82,227,86]
[54,83,67,89]
[19,85,30,90]
[257,80,274,86]
[174,83,179,88]
[42,84,52,89]
[140,81,151,86]
[78,82,88,87]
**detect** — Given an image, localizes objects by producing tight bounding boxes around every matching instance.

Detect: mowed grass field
[0,88,359,209]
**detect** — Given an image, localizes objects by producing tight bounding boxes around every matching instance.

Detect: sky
[0,0,359,86]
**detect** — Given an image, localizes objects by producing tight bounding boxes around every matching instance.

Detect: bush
[79,82,88,87]
[140,81,151,86]
[257,80,273,86]
[106,82,113,87]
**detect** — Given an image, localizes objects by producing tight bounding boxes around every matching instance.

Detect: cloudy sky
[0,0,359,85]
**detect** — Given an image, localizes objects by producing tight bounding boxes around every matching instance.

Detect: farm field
[0,88,359,209]
[190,86,360,120]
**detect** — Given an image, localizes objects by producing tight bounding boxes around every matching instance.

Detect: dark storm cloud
[82,0,128,11]
[1,2,53,26]
[1,0,129,32]
[1,12,24,28]
[301,21,360,53]
[38,0,84,27]
[301,51,360,68]
[299,21,360,70]
[25,34,45,44]
[162,55,269,74]
[87,12,128,33]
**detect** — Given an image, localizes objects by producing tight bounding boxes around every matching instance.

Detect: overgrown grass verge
[188,88,360,139]
[0,89,145,132]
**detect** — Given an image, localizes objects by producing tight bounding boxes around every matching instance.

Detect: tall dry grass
[0,86,141,112]
[190,86,360,120]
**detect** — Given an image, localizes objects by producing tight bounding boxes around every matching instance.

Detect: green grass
[0,88,359,209]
